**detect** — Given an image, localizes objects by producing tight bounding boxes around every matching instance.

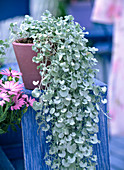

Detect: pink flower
[0,92,10,106]
[22,94,35,107]
[26,96,35,107]
[11,93,25,110]
[0,69,22,78]
[0,81,23,95]
[22,94,28,100]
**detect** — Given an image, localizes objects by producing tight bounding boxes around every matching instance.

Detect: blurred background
[0,0,112,83]
[0,0,123,170]
[0,0,112,84]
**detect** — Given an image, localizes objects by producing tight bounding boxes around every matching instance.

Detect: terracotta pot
[12,40,41,90]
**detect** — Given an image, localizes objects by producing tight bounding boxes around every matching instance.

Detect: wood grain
[94,87,110,170]
[0,146,15,170]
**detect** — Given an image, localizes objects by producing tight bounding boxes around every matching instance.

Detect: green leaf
[61,108,67,113]
[0,128,6,134]
[66,135,72,142]
[75,136,85,144]
[96,103,100,111]
[59,90,69,97]
[50,108,55,114]
[42,124,50,132]
[46,115,52,122]
[58,150,66,158]
[55,122,63,128]
[66,111,72,118]
[58,133,64,139]
[101,99,107,104]
[32,88,41,98]
[11,124,17,132]
[86,121,92,127]
[90,134,99,144]
[63,99,70,106]
[45,159,51,166]
[67,143,76,154]
[76,151,84,158]
[74,63,80,70]
[55,112,60,117]
[0,110,8,123]
[62,159,70,168]
[91,155,97,162]
[101,86,107,93]
[71,132,76,137]
[59,80,65,85]
[23,107,28,114]
[70,80,77,89]
[54,97,61,104]
[79,162,87,168]
[67,155,76,164]
[68,118,75,125]
[76,114,83,121]
[33,101,42,111]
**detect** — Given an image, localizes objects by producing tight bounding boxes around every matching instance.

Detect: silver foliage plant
[0,40,9,58]
[10,11,107,170]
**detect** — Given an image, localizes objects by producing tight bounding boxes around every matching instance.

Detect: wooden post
[0,146,15,170]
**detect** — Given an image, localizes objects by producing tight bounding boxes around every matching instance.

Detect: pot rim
[12,38,34,46]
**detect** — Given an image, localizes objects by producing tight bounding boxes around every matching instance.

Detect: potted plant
[10,11,107,169]
[10,16,51,90]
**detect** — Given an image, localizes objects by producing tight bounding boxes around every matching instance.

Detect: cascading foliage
[10,11,107,170]
[0,40,9,58]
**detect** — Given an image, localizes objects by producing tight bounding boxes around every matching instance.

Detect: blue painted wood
[0,146,15,170]
[0,115,23,161]
[1,144,23,160]
[11,159,24,170]
[0,126,22,146]
[94,87,110,170]
[22,106,51,170]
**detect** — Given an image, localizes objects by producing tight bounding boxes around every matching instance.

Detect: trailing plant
[0,40,9,58]
[0,40,9,67]
[10,11,107,169]
[0,68,35,134]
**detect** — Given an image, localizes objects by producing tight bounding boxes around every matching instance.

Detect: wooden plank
[21,106,51,170]
[11,159,24,170]
[21,82,110,170]
[0,146,15,170]
[0,126,22,146]
[94,91,110,170]
[1,144,23,160]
